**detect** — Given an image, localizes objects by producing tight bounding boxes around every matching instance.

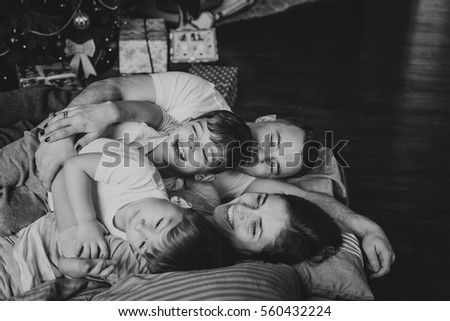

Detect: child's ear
[178,117,193,127]
[170,196,192,208]
[255,114,277,123]
[194,174,216,182]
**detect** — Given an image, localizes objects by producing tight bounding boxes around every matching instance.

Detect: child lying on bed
[0,107,251,236]
[52,137,228,273]
[0,211,149,300]
[0,135,231,299]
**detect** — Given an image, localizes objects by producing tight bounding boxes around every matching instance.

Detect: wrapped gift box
[16,63,83,94]
[188,65,238,107]
[170,28,218,63]
[119,18,168,74]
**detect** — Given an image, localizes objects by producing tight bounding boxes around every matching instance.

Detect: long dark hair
[247,194,343,265]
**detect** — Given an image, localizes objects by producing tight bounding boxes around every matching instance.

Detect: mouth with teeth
[224,205,236,229]
[174,139,187,161]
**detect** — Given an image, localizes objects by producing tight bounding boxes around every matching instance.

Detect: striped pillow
[93,262,302,301]
[294,232,374,300]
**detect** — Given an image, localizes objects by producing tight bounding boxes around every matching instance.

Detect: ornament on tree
[73,10,91,30]
[0,0,123,72]
[65,39,97,78]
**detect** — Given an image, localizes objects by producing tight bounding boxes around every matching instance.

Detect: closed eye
[139,240,147,249]
[251,218,262,238]
[251,221,257,236]
[202,147,209,164]
[155,218,163,229]
[257,193,268,207]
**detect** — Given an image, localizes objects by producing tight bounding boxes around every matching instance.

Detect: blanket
[0,85,70,129]
[1,213,149,300]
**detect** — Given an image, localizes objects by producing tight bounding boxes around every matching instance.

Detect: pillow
[287,148,373,300]
[168,173,373,300]
[295,232,374,300]
[92,262,302,301]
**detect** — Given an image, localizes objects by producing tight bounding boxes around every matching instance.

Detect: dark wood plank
[216,0,450,300]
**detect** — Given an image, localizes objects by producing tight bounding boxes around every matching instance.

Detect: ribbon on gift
[20,65,78,87]
[65,39,98,78]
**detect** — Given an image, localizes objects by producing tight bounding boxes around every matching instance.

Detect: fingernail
[45,137,50,142]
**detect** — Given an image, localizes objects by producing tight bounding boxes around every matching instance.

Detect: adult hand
[42,103,119,149]
[36,137,77,190]
[361,226,396,279]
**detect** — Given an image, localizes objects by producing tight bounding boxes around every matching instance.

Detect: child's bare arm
[58,257,117,282]
[52,170,78,232]
[63,153,109,258]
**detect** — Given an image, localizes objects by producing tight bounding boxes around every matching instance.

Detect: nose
[235,204,253,222]
[188,131,203,147]
[135,219,151,232]
[257,144,273,164]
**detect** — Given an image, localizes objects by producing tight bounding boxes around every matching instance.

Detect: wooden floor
[216,0,450,300]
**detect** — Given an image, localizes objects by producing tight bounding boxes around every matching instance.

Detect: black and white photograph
[0,0,448,309]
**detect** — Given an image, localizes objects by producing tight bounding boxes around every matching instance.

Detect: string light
[28,0,119,37]
[99,0,118,10]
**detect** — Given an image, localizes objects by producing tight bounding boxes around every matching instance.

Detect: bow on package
[65,39,98,78]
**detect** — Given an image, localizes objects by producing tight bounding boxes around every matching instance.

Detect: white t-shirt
[107,111,183,190]
[151,71,254,198]
[151,72,231,122]
[108,109,176,154]
[81,138,167,240]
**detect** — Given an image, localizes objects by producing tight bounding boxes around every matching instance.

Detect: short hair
[277,117,320,178]
[194,110,252,173]
[142,208,229,273]
[248,194,343,265]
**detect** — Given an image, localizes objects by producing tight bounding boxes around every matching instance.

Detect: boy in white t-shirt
[0,104,252,236]
[52,138,228,274]
[106,107,252,190]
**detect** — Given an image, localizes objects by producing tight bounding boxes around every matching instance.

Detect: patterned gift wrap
[170,28,218,63]
[119,18,168,74]
[16,63,83,94]
[188,65,238,108]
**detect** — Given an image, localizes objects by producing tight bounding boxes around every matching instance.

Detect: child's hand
[76,221,110,259]
[59,257,117,281]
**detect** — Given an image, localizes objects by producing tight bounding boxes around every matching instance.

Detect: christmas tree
[0,0,129,91]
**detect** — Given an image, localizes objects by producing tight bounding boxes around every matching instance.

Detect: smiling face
[212,193,289,253]
[241,121,306,178]
[161,118,224,175]
[123,198,183,255]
